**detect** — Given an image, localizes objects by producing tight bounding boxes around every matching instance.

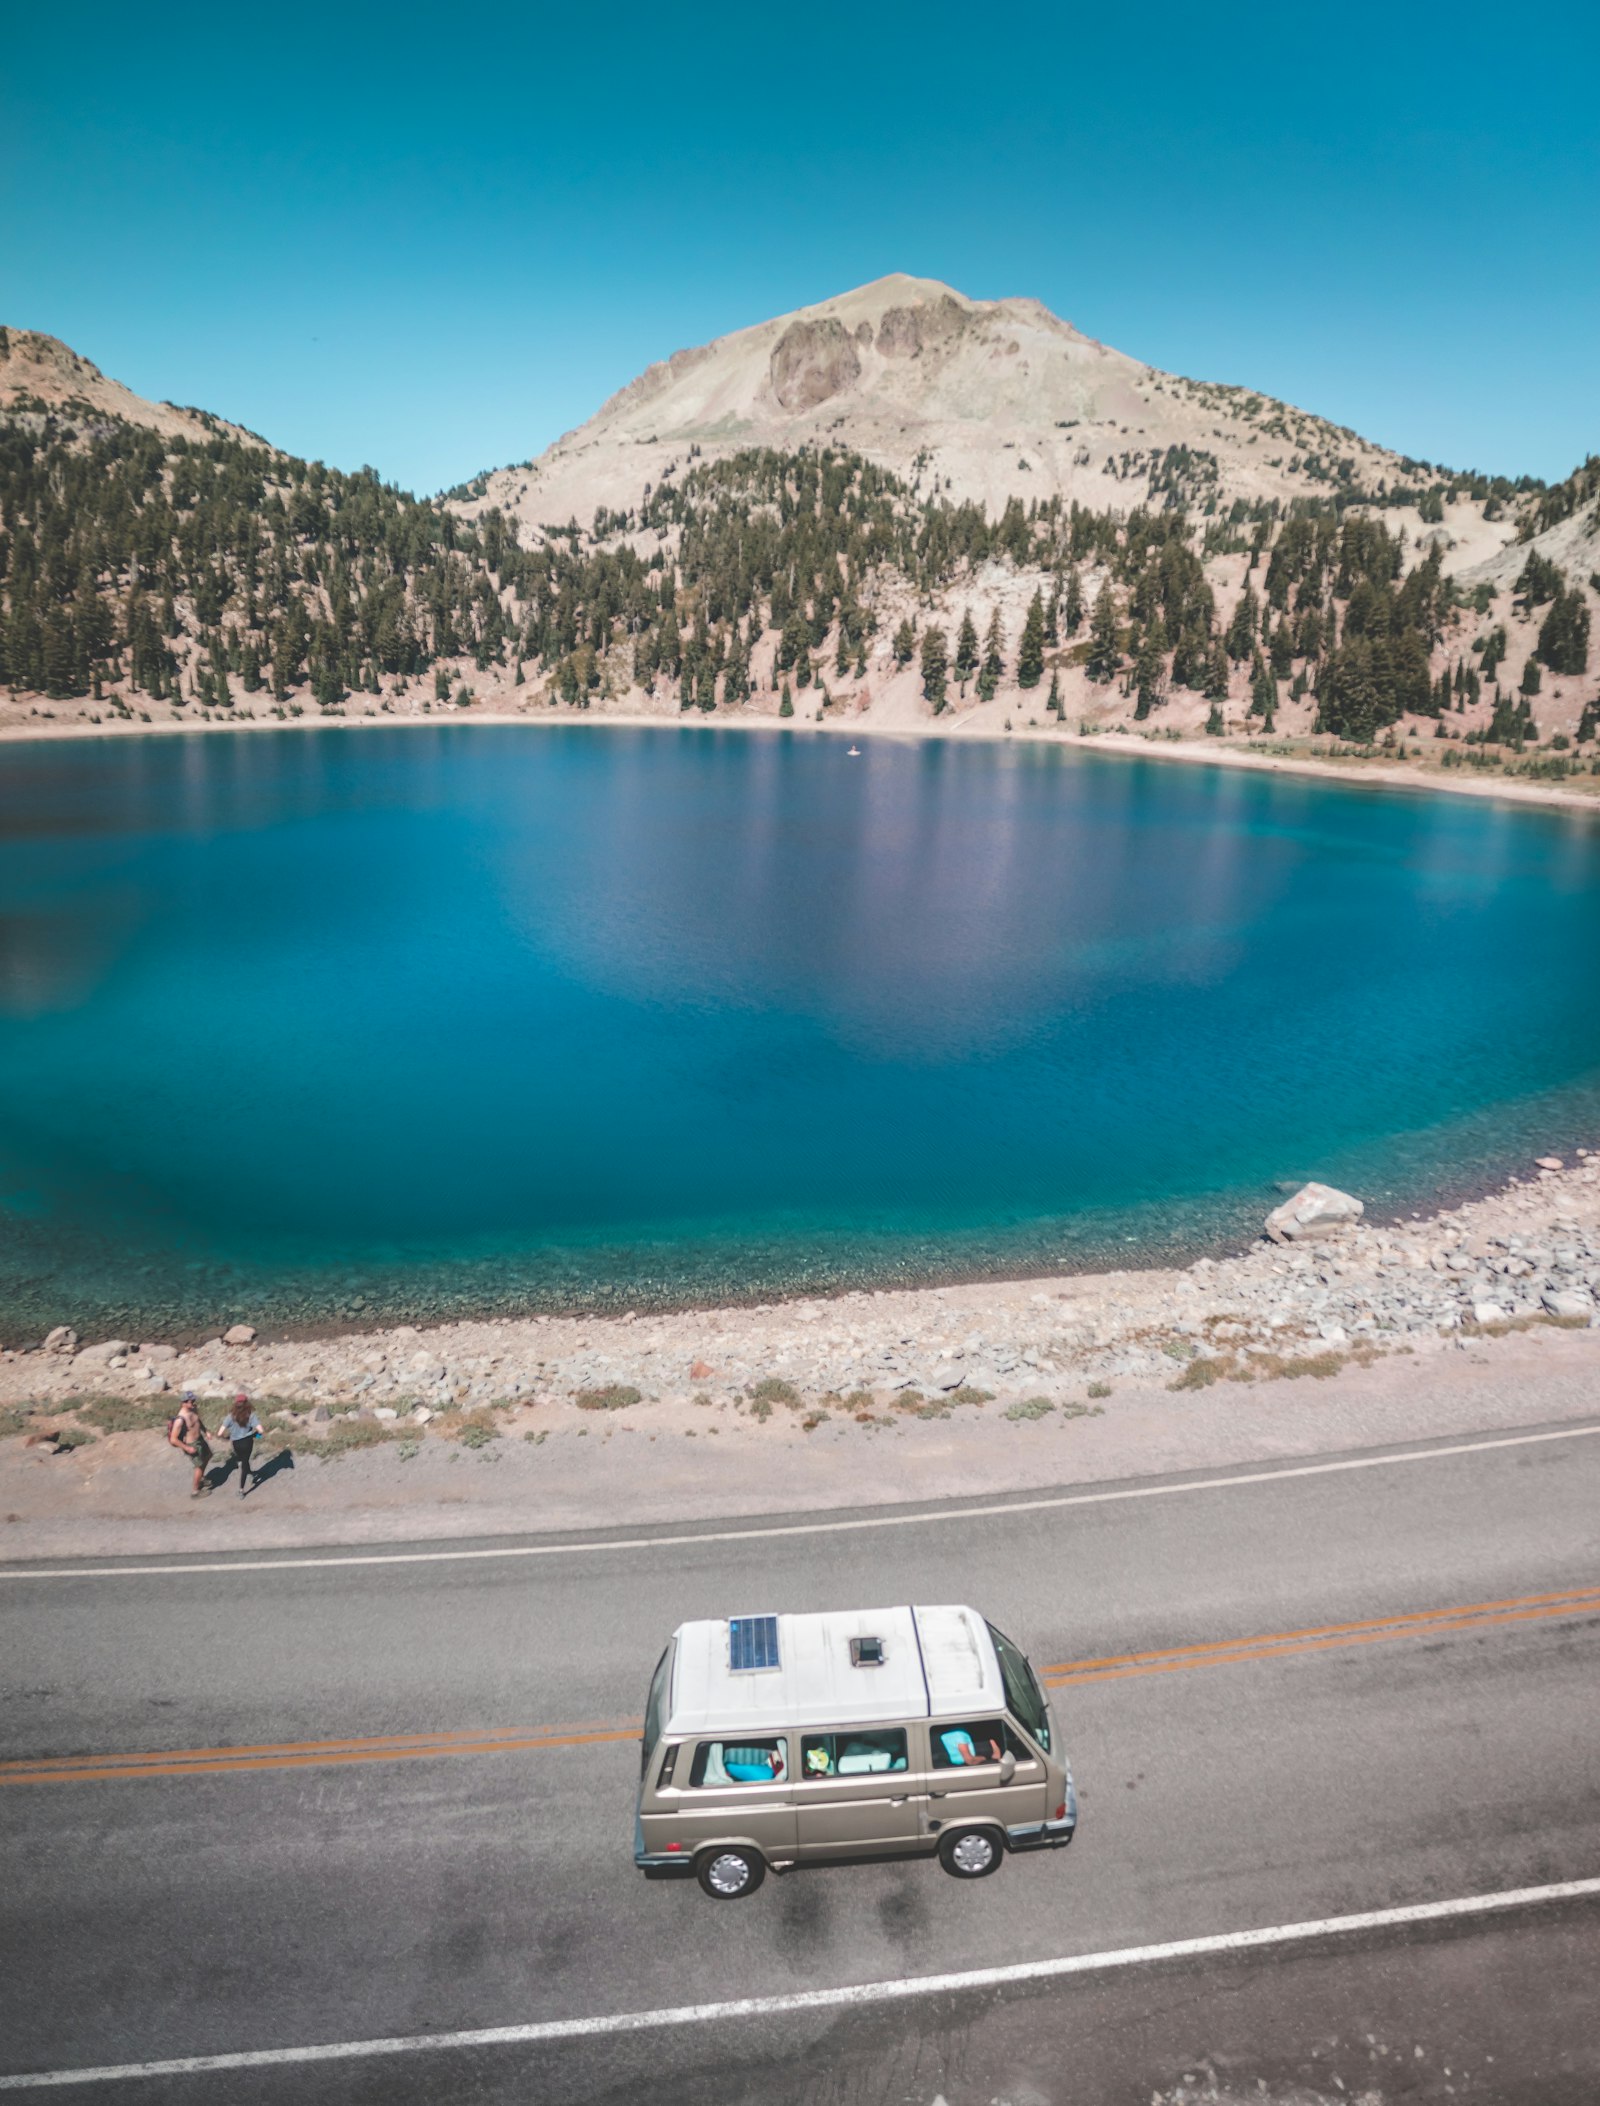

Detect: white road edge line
[1,1421,1596,1582]
[3,1878,1597,2090]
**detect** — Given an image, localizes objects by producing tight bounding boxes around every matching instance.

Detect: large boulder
[43,1326,78,1354]
[1543,1289,1593,1320]
[1264,1183,1364,1244]
[74,1338,131,1365]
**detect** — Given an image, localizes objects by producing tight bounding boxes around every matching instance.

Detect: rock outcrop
[769,318,862,412]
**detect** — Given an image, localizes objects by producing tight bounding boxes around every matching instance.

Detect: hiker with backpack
[168,1393,213,1498]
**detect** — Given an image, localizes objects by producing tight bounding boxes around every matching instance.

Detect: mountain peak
[0,324,258,446]
[467,277,1404,533]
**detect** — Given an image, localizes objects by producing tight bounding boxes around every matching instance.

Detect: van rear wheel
[938,1826,1003,1879]
[697,1846,765,1899]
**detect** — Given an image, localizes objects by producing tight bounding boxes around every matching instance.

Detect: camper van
[635,1604,1075,1898]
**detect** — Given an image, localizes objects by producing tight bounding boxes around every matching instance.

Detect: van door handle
[889,1795,908,1805]
[928,1790,947,1800]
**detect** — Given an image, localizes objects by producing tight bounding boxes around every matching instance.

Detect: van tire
[697,1846,765,1900]
[938,1826,1003,1879]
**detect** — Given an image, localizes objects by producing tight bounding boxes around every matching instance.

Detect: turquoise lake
[2,725,1599,1338]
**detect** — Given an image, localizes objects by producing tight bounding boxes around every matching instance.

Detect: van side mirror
[998,1751,1016,1784]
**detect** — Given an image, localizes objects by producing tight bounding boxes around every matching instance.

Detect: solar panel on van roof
[728,1614,781,1672]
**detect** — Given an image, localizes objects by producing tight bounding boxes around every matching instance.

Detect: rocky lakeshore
[5,1156,1597,1458]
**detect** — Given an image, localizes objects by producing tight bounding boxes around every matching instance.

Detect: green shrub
[575,1384,642,1412]
[53,1426,96,1449]
[749,1377,801,1409]
[1169,1356,1224,1391]
[948,1385,994,1406]
[0,1402,42,1440]
[1086,1381,1112,1399]
[1005,1396,1055,1421]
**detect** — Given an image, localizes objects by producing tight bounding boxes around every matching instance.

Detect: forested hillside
[2,395,1594,770]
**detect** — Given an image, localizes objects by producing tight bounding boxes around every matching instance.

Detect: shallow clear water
[1,725,1598,1338]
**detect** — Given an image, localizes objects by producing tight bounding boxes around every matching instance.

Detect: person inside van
[937,1723,1004,1767]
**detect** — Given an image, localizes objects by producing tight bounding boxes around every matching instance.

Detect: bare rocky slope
[0,324,260,447]
[463,274,1514,563]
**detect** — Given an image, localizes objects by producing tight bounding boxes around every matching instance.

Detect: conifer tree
[954,608,979,686]
[1086,584,1120,684]
[1537,589,1590,675]
[1133,626,1165,719]
[892,617,916,666]
[1017,590,1046,689]
[920,626,949,712]
[1046,669,1061,716]
[978,608,1004,701]
[1225,585,1259,663]
[779,682,794,717]
[1062,567,1084,635]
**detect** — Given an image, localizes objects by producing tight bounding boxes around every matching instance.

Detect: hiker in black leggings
[223,1394,265,1497]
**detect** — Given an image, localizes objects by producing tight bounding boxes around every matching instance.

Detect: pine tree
[892,617,916,666]
[1537,589,1590,675]
[1133,626,1165,719]
[1062,567,1084,635]
[978,608,1004,701]
[1086,584,1120,684]
[1204,636,1229,703]
[920,626,949,711]
[1046,669,1061,716]
[1205,700,1225,736]
[1519,657,1542,697]
[954,609,979,686]
[1017,590,1046,689]
[779,682,794,717]
[1225,585,1259,664]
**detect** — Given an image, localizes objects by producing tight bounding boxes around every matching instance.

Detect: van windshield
[641,1645,672,1775]
[987,1622,1051,1753]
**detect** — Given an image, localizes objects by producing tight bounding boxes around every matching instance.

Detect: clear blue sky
[4,0,1595,496]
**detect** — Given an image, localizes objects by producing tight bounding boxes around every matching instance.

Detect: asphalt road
[1,1421,1597,2103]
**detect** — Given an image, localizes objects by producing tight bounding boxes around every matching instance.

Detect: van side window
[688,1737,788,1787]
[801,1729,908,1778]
[932,1718,1034,1767]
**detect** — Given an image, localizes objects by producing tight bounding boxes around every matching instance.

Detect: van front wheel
[697,1847,765,1900]
[938,1826,1003,1879]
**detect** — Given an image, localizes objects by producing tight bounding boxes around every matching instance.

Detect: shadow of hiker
[242,1448,295,1499]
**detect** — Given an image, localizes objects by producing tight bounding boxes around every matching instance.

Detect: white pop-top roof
[663,1605,1006,1737]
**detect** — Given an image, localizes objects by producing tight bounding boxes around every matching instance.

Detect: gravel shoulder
[3,1157,1597,1562]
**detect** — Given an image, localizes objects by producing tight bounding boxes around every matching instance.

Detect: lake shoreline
[3,704,1599,817]
[6,1154,1596,1442]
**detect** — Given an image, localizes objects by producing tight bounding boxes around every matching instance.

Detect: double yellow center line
[0,1720,639,1789]
[1039,1583,1600,1687]
[3,1583,1594,1789]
